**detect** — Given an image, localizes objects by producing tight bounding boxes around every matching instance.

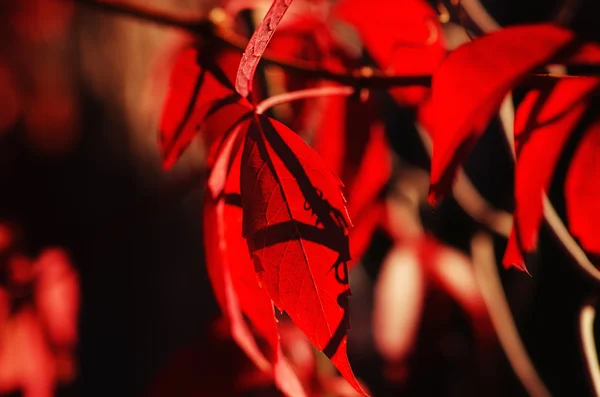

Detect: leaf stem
[255,86,354,115]
[471,233,551,397]
[542,194,600,283]
[580,297,600,395]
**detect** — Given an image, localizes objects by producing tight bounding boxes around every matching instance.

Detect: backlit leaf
[235,0,295,98]
[205,141,307,396]
[334,0,445,105]
[159,47,250,169]
[421,24,575,204]
[565,116,600,256]
[240,115,367,395]
[503,77,600,270]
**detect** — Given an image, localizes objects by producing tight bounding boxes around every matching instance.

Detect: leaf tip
[501,251,531,276]
[427,189,443,207]
[161,155,176,171]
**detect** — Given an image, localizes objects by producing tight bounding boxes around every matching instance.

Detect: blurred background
[0,0,598,396]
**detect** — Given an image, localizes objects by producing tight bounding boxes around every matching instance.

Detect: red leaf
[421,24,575,204]
[349,203,385,263]
[205,141,306,396]
[346,122,391,220]
[235,0,295,98]
[159,47,250,169]
[240,115,367,395]
[565,117,600,256]
[334,0,445,105]
[312,96,391,263]
[204,195,271,372]
[344,122,391,264]
[207,119,248,199]
[502,77,600,270]
[311,93,347,177]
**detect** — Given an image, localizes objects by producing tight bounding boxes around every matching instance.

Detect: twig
[471,233,551,397]
[542,194,600,283]
[459,0,501,33]
[579,297,600,396]
[76,0,598,89]
[75,0,432,88]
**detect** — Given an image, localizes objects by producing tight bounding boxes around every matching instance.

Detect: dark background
[0,0,598,396]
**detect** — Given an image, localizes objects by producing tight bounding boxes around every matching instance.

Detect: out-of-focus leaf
[565,117,600,256]
[312,97,391,264]
[334,0,445,105]
[503,78,599,270]
[35,249,79,353]
[159,47,251,169]
[421,24,575,204]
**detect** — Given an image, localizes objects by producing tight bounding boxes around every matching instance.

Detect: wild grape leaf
[334,0,445,105]
[266,14,332,65]
[311,92,347,177]
[235,0,295,98]
[204,194,271,373]
[159,47,250,169]
[502,78,600,270]
[348,203,385,264]
[565,116,600,256]
[205,139,306,397]
[420,24,576,204]
[312,96,391,263]
[345,122,391,221]
[345,124,391,263]
[240,115,367,396]
[207,119,248,199]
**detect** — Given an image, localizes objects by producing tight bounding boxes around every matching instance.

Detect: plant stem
[580,297,600,395]
[255,86,354,115]
[76,0,432,88]
[542,194,600,283]
[77,0,600,88]
[472,233,551,397]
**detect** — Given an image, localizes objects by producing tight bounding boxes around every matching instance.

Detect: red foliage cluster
[0,223,79,397]
[421,24,600,270]
[158,0,599,394]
